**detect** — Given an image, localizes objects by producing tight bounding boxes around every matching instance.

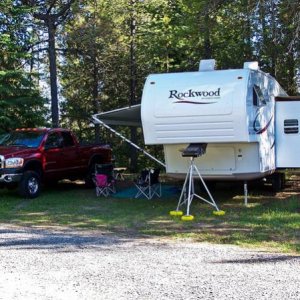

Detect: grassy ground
[0,178,299,254]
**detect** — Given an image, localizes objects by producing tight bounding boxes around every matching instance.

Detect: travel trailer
[92,60,300,191]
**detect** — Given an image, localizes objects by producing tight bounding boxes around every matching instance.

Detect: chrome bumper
[0,155,23,183]
[0,173,23,183]
[0,155,4,169]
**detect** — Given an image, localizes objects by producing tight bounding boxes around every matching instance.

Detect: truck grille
[0,155,4,169]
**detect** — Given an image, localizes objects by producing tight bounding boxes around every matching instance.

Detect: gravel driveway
[0,224,299,300]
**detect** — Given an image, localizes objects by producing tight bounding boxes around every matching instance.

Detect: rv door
[275,97,300,168]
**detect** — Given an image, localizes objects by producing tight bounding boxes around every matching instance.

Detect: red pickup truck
[0,128,112,198]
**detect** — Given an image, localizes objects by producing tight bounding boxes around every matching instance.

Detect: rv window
[284,119,299,134]
[253,85,266,106]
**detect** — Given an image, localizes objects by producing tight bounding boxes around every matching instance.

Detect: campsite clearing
[0,176,299,254]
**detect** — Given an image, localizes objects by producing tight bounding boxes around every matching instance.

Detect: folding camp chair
[93,163,116,197]
[134,168,161,199]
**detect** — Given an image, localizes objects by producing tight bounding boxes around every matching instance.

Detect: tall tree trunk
[48,19,59,128]
[203,14,212,59]
[259,0,268,69]
[91,0,101,143]
[244,0,253,60]
[27,0,75,128]
[93,61,101,143]
[129,0,138,172]
[270,0,277,76]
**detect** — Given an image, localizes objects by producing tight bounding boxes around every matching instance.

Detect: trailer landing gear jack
[170,144,225,221]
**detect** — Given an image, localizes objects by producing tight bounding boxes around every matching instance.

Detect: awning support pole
[244,181,248,206]
[92,115,166,168]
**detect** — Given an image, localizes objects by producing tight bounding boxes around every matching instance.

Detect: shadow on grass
[0,178,299,253]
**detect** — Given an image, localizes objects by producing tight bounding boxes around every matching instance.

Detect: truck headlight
[5,157,24,168]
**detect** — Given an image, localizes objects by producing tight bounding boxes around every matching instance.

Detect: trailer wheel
[271,173,285,192]
[18,171,41,198]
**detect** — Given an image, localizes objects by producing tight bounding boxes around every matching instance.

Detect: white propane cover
[243,61,259,70]
[199,59,216,71]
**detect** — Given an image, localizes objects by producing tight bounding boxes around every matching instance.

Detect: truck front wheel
[18,171,41,198]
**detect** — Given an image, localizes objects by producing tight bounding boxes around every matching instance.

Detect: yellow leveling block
[169,210,183,217]
[181,215,194,221]
[213,210,226,216]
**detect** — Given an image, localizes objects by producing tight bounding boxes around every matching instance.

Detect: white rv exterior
[93,59,300,185]
[141,61,287,180]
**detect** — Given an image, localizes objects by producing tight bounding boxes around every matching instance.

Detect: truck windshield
[0,133,9,144]
[0,131,45,148]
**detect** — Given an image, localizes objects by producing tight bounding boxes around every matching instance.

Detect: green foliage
[0,70,47,131]
[0,1,47,132]
[56,0,300,167]
[60,0,299,122]
[1,0,299,150]
[60,0,128,131]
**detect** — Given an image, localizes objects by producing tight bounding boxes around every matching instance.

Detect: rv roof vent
[199,59,216,72]
[243,61,259,70]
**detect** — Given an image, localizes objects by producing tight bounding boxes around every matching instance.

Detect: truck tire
[18,171,41,198]
[85,163,96,188]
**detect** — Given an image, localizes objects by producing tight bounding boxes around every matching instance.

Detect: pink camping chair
[93,164,116,197]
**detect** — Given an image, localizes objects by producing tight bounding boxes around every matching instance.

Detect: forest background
[0,0,299,169]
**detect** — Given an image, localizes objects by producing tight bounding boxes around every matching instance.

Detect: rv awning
[93,104,141,127]
[92,104,166,168]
